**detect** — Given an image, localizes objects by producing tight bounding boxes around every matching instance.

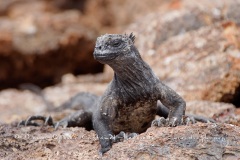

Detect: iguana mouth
[93,52,119,61]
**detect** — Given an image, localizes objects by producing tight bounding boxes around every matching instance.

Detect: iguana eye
[112,40,121,47]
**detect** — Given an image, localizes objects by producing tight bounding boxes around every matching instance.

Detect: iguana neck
[109,47,158,91]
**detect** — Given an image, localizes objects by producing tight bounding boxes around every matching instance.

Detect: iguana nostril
[98,46,102,50]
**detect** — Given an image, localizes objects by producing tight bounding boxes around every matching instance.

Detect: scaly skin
[92,33,186,153]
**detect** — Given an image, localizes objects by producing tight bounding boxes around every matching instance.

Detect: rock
[1,123,240,159]
[107,123,240,159]
[186,101,235,118]
[0,0,181,90]
[0,1,103,89]
[0,89,44,124]
[0,0,178,33]
[147,23,240,106]
[51,0,88,11]
[81,0,178,33]
[125,0,240,54]
[0,0,19,15]
[213,108,240,127]
[0,81,107,123]
[0,125,99,159]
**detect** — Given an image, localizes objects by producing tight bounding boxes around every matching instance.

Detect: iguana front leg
[155,100,216,124]
[153,81,186,127]
[92,95,122,154]
[92,112,114,154]
[113,131,138,143]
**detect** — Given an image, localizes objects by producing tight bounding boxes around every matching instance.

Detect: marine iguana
[19,33,213,154]
[92,33,188,153]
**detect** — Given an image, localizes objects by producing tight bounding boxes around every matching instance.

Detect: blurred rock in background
[1,0,240,127]
[0,0,172,89]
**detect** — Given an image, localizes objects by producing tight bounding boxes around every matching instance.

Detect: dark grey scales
[19,33,214,154]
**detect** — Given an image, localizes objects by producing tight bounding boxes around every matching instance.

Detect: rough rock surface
[213,108,240,127]
[1,123,240,159]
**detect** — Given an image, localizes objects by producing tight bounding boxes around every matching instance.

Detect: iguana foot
[151,117,167,127]
[18,115,69,129]
[99,144,112,156]
[54,120,68,129]
[151,116,195,127]
[113,131,139,143]
[18,115,54,127]
[151,115,215,128]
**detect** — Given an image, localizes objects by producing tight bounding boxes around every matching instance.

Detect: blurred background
[0,0,240,126]
[0,0,170,89]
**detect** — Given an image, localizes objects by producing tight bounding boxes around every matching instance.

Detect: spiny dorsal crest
[129,33,135,43]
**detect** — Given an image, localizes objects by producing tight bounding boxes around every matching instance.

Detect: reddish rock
[0,0,179,90]
[0,123,240,159]
[0,89,44,124]
[213,108,240,127]
[81,0,177,32]
[186,101,235,118]
[146,23,240,106]
[125,0,240,54]
[0,1,102,89]
[0,81,107,123]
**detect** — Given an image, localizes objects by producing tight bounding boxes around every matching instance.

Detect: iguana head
[93,33,136,64]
